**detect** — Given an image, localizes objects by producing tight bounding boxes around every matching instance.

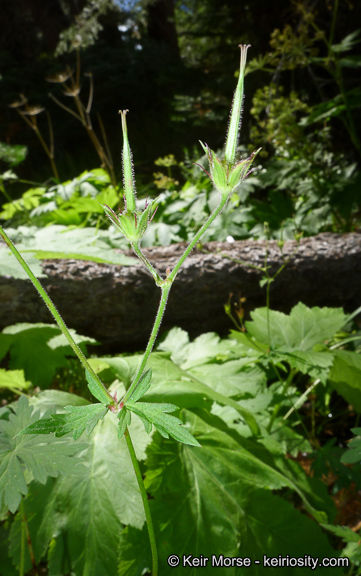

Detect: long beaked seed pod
[224,44,251,164]
[119,109,137,213]
[197,44,261,198]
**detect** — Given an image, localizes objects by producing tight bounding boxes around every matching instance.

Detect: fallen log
[0,232,360,352]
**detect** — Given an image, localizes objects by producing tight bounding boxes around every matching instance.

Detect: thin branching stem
[122,283,171,404]
[168,194,228,283]
[130,241,164,285]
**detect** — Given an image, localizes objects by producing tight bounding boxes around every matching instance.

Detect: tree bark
[0,233,360,353]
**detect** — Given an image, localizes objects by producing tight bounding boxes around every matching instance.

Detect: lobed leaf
[18,403,108,440]
[9,406,147,576]
[126,401,201,447]
[246,303,347,351]
[85,369,113,405]
[0,396,85,513]
[128,369,152,403]
[118,408,131,439]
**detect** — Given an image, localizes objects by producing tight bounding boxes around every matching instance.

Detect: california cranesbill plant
[0,44,260,576]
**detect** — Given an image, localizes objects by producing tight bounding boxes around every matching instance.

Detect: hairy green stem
[124,429,158,576]
[122,283,171,403]
[168,194,228,283]
[0,226,115,407]
[131,241,164,286]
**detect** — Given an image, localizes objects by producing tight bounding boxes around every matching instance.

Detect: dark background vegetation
[1,0,360,190]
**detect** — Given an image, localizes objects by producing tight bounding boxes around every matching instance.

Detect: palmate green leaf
[0,396,85,514]
[20,409,147,576]
[331,30,361,53]
[0,323,97,388]
[157,327,242,368]
[246,303,347,350]
[119,411,339,576]
[18,403,108,440]
[232,489,342,576]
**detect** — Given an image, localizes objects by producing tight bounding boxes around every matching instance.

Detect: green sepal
[17,404,108,440]
[103,203,154,242]
[129,369,152,403]
[211,154,228,192]
[126,401,201,447]
[117,408,131,439]
[118,213,138,239]
[228,148,261,188]
[85,369,112,405]
[228,159,249,188]
[136,202,154,238]
[200,142,260,197]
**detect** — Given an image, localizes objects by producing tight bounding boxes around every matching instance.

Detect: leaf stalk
[124,429,158,576]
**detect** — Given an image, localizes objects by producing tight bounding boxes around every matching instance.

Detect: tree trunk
[0,233,360,353]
